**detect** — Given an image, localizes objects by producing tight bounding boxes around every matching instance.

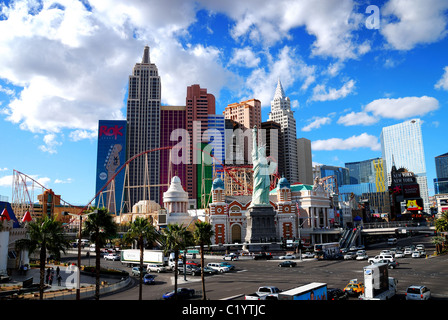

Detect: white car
[406,285,431,300]
[223,254,239,261]
[147,264,167,273]
[394,250,405,258]
[279,254,296,260]
[104,253,120,261]
[404,247,413,255]
[207,263,230,273]
[301,252,315,259]
[411,250,421,258]
[356,254,368,261]
[416,244,425,251]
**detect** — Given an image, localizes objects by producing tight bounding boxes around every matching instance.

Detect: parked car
[376,259,399,269]
[147,264,168,273]
[406,285,431,300]
[301,252,315,259]
[220,262,235,270]
[163,287,195,300]
[178,265,201,276]
[143,274,155,285]
[223,253,239,261]
[207,263,230,273]
[343,279,365,296]
[278,260,297,268]
[104,253,120,261]
[327,288,348,300]
[356,254,368,261]
[412,250,422,258]
[344,252,357,260]
[279,254,296,260]
[131,266,147,276]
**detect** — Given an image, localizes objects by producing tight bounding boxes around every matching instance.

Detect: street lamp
[63,209,97,300]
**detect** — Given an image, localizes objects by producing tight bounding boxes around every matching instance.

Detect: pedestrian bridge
[360,221,435,235]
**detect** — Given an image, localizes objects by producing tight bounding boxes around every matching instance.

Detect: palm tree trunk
[39,245,46,300]
[95,236,101,300]
[174,250,179,300]
[200,244,206,300]
[139,237,144,300]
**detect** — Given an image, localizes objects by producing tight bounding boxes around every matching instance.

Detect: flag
[22,211,32,223]
[1,207,11,221]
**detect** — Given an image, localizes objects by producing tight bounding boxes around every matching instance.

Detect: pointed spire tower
[268,78,299,183]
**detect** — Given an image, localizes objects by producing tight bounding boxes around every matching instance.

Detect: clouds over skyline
[0,0,447,156]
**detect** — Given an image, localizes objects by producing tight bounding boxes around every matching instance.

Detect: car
[368,254,395,264]
[301,252,315,259]
[178,265,201,276]
[411,250,422,258]
[343,279,365,296]
[223,253,239,261]
[186,260,200,267]
[344,252,357,260]
[104,253,120,261]
[147,264,168,273]
[202,266,218,275]
[163,287,195,300]
[380,250,394,256]
[356,254,368,261]
[356,250,366,256]
[220,262,235,270]
[416,244,425,251]
[207,263,230,273]
[279,254,296,260]
[278,260,297,268]
[131,266,147,276]
[143,274,156,285]
[327,288,348,300]
[376,259,399,269]
[253,252,273,260]
[394,250,405,258]
[406,285,431,300]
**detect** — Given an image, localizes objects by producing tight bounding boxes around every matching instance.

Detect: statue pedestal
[244,205,277,244]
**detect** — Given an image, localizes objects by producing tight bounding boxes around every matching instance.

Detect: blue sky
[1,0,447,206]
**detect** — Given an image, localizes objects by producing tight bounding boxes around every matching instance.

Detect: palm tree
[26,216,70,300]
[434,211,448,254]
[193,220,214,300]
[124,217,158,300]
[82,208,117,300]
[161,223,194,299]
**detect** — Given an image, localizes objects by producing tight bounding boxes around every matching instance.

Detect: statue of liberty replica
[244,125,278,247]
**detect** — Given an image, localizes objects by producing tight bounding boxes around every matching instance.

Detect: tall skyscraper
[186,84,215,205]
[268,79,299,183]
[434,152,448,194]
[380,119,430,213]
[296,138,313,185]
[159,105,187,204]
[126,46,161,208]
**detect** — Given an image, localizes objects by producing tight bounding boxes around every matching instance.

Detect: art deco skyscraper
[125,46,161,208]
[268,79,299,183]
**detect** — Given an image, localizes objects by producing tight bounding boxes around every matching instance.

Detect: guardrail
[362,221,435,229]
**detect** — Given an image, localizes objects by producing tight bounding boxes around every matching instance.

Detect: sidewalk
[2,264,125,300]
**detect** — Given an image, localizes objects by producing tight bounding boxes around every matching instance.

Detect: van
[387,238,397,245]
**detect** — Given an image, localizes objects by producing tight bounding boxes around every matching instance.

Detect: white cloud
[229,47,260,68]
[435,66,448,90]
[381,0,448,51]
[310,79,356,102]
[337,111,379,126]
[312,133,381,151]
[39,133,62,154]
[364,96,439,119]
[244,46,316,107]
[55,178,73,184]
[0,175,13,187]
[302,116,332,132]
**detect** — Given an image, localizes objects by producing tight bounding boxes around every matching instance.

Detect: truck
[244,286,281,300]
[358,263,398,300]
[278,283,328,300]
[120,249,167,267]
[314,242,340,259]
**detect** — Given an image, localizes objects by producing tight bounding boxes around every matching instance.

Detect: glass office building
[380,119,430,212]
[434,152,448,194]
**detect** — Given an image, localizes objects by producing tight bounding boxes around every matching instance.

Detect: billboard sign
[405,198,423,211]
[95,120,127,214]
